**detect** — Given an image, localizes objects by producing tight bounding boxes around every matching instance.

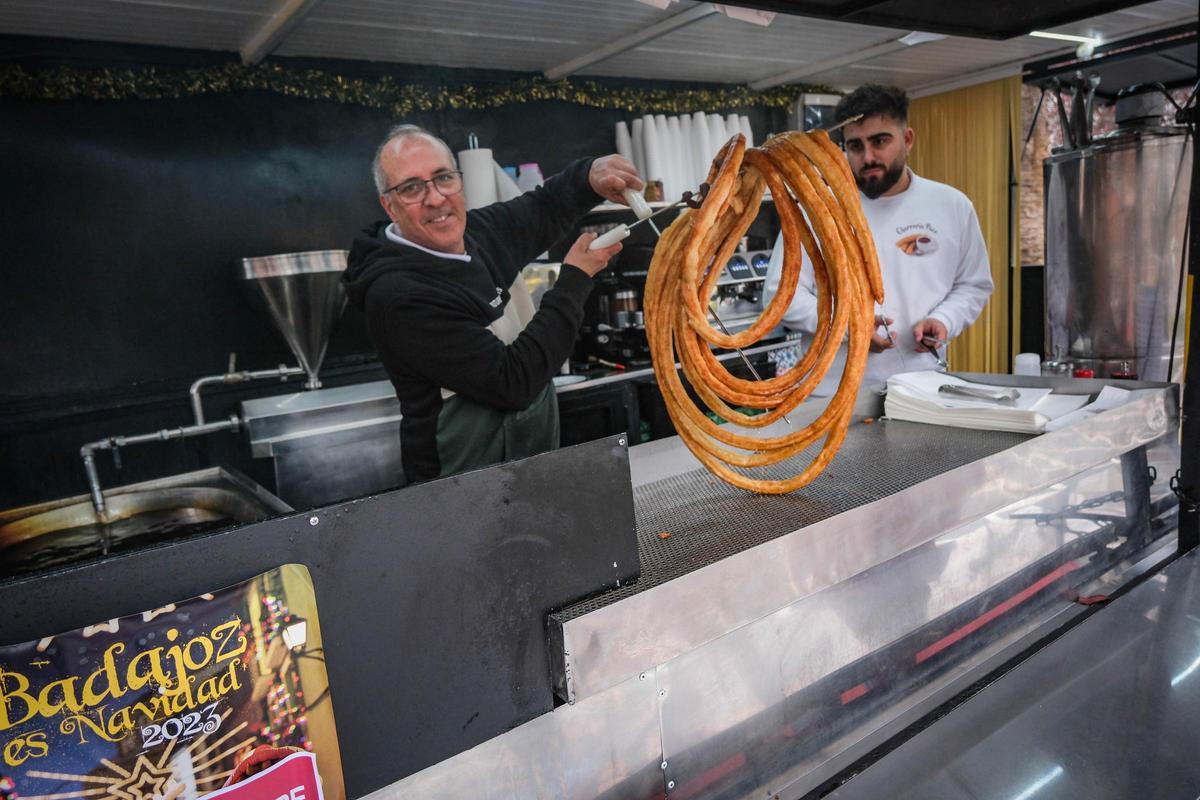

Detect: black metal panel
[1023,24,1197,93]
[558,382,640,448]
[1178,110,1199,553]
[712,0,1148,40]
[0,436,639,798]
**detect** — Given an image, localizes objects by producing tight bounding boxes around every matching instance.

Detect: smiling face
[841,114,914,199]
[377,135,467,254]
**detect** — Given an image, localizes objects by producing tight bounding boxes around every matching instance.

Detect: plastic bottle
[516,163,544,192]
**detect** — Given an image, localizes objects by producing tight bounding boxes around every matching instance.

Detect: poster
[0,565,343,800]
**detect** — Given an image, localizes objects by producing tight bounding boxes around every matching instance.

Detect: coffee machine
[574,241,774,370]
[576,242,654,369]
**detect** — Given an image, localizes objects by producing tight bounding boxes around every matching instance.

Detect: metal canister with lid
[611,289,639,329]
[1111,361,1138,380]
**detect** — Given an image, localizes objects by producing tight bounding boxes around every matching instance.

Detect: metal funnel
[239,250,348,389]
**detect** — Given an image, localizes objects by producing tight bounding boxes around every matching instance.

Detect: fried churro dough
[643,130,883,494]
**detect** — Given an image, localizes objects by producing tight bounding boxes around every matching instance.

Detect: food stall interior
[0,1,1197,798]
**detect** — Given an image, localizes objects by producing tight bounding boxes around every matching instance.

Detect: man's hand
[912,317,949,353]
[589,155,644,205]
[564,232,622,277]
[870,315,897,353]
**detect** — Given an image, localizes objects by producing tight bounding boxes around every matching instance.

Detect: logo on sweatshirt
[489,287,504,308]
[895,223,939,256]
[895,232,939,256]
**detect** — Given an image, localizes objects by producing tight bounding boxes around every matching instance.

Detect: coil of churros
[643,130,884,494]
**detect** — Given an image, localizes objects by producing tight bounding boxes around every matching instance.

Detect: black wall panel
[0,35,787,507]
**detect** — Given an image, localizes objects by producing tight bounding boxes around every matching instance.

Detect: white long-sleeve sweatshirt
[762,169,994,396]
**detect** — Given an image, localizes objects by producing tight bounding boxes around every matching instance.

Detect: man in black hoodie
[343,124,639,485]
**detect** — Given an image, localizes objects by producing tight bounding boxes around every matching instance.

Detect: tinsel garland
[0,61,828,114]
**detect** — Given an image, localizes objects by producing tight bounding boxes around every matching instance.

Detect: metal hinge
[1170,469,1199,513]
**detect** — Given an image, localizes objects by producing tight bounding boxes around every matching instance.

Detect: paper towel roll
[630,117,646,178]
[615,121,633,165]
[458,147,498,210]
[739,115,754,147]
[493,161,522,201]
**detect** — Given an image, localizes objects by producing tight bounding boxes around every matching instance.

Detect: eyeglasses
[383,171,464,204]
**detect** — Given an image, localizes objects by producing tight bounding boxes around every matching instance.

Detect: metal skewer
[879,316,907,371]
[625,200,682,232]
[708,306,791,426]
[822,113,864,134]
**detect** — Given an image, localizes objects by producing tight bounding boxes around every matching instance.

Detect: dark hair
[835,84,909,125]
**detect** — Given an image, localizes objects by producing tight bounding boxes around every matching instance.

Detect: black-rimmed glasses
[383,171,465,204]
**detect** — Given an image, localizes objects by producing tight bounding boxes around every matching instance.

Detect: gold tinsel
[0,62,828,114]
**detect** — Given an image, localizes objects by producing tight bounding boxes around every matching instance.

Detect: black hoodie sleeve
[468,158,601,276]
[382,265,593,411]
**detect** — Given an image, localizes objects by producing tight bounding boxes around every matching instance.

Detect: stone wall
[1019,83,1188,266]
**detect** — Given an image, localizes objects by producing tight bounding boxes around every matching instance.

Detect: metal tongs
[937,384,1021,405]
[587,183,711,250]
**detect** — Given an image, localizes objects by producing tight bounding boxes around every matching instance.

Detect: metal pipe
[80,416,242,524]
[80,443,109,522]
[190,365,303,424]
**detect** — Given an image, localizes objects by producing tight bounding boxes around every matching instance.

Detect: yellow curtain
[907,76,1022,373]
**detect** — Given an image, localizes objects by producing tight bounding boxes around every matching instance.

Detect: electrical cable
[1022,87,1047,157]
[1166,93,1196,383]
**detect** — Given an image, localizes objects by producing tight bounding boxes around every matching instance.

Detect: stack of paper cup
[615,121,633,165]
[621,112,756,195]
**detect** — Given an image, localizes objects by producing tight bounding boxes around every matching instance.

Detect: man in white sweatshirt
[763,84,994,396]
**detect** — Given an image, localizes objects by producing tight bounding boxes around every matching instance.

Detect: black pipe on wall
[0,35,789,507]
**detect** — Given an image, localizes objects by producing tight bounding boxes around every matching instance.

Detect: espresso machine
[574,240,774,370]
[576,242,654,369]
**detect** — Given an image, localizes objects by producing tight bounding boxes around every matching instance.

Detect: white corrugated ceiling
[0,0,1193,93]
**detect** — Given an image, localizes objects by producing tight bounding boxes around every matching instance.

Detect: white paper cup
[1014,352,1041,376]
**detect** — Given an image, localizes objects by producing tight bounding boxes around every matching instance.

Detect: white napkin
[1043,386,1137,432]
[884,372,1088,434]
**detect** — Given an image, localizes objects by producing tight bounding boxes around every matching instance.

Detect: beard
[855,160,905,199]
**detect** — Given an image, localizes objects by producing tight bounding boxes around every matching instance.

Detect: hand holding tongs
[938,384,1021,405]
[588,184,711,250]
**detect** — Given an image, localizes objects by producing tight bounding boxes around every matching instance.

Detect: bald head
[372,124,456,194]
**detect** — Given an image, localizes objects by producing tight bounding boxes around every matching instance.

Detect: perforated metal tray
[554,420,1032,621]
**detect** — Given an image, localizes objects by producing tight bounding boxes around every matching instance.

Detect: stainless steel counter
[369,377,1181,800]
[826,548,1200,800]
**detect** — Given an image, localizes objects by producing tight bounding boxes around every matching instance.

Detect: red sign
[201,751,324,800]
